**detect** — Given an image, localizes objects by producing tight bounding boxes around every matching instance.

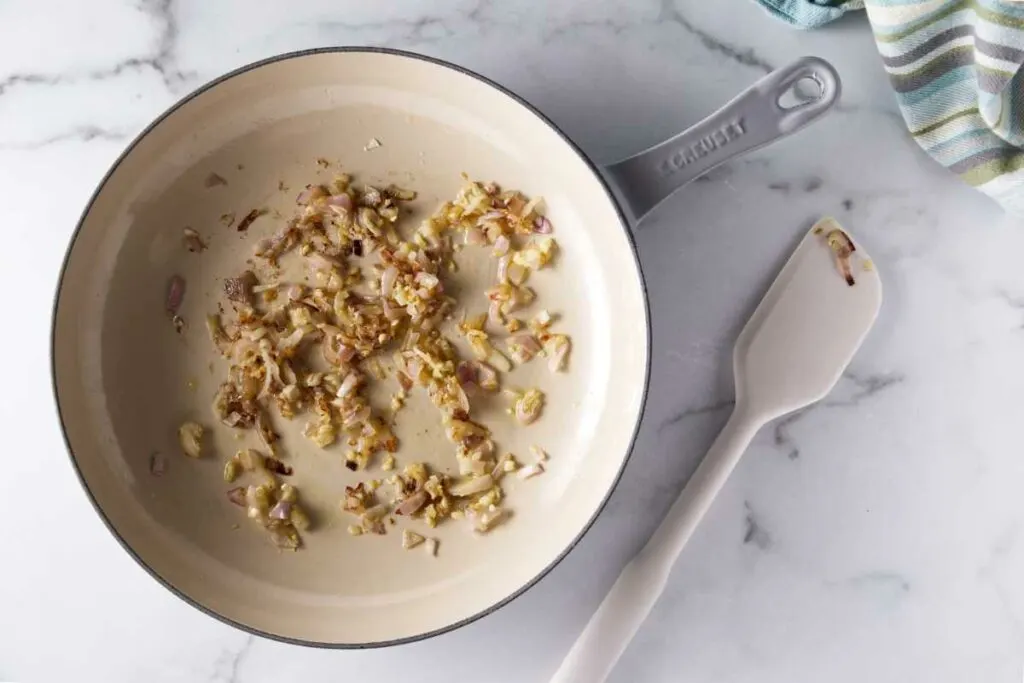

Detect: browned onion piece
[264,457,293,476]
[223,271,256,304]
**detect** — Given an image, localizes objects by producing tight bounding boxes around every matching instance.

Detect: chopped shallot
[269,500,292,520]
[518,462,545,479]
[396,371,413,392]
[456,360,498,392]
[415,272,439,290]
[307,252,339,274]
[380,266,398,296]
[488,299,504,327]
[514,389,544,425]
[336,371,361,399]
[465,225,488,245]
[326,193,353,211]
[191,174,573,550]
[533,216,553,234]
[227,487,247,507]
[224,458,242,482]
[236,448,262,471]
[531,309,554,332]
[456,361,478,388]
[449,474,493,497]
[507,334,541,363]
[264,457,293,476]
[223,271,256,304]
[361,504,389,535]
[178,421,204,458]
[506,261,529,286]
[166,275,185,315]
[236,208,265,233]
[402,529,425,549]
[183,228,207,252]
[492,234,510,257]
[544,335,571,372]
[204,172,228,188]
[149,452,166,477]
[826,228,856,286]
[472,508,507,533]
[476,363,499,391]
[395,490,429,516]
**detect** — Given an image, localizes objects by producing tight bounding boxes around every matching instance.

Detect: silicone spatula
[552,217,883,683]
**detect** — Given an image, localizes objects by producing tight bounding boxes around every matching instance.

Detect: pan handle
[603,56,840,224]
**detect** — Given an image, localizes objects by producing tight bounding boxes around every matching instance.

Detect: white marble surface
[4,0,1024,681]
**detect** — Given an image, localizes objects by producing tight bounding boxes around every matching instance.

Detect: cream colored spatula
[552,217,882,683]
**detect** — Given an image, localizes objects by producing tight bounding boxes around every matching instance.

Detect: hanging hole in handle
[777,75,825,110]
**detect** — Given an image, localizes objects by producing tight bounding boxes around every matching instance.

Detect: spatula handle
[550,407,762,683]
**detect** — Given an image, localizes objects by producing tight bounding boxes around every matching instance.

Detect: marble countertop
[4,0,1024,681]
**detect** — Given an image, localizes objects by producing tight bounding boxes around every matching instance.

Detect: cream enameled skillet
[51,48,839,646]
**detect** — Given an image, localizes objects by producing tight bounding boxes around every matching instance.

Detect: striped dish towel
[754,0,1024,212]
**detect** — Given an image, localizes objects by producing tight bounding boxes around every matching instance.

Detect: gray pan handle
[604,56,840,224]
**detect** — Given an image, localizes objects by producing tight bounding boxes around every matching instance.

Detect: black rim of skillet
[49,46,653,649]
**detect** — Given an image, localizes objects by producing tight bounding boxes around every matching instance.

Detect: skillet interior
[52,49,649,645]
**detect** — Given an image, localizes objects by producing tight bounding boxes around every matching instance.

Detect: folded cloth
[757,0,863,27]
[751,0,1024,212]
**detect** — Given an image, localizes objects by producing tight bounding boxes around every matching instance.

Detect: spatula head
[734,218,881,421]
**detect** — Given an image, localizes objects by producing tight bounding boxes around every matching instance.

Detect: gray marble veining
[4,0,1024,681]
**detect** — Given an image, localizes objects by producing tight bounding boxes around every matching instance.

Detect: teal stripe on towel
[749,0,1024,209]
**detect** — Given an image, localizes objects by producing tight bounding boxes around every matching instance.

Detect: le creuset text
[658,118,745,176]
